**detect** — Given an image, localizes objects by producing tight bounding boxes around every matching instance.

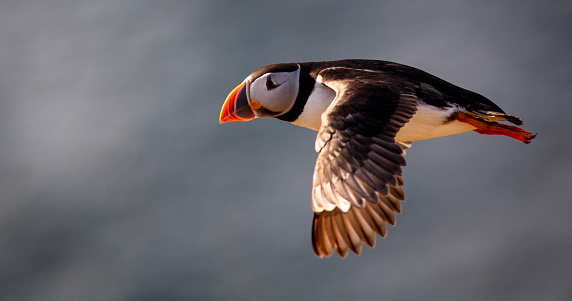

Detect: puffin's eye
[266,76,278,90]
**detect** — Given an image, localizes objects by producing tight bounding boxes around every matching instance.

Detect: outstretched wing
[311,70,418,257]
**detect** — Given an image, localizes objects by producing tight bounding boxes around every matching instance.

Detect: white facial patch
[249,67,300,115]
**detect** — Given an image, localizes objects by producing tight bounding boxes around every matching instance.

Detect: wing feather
[311,75,418,257]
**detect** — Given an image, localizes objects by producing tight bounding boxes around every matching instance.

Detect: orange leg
[456,112,536,143]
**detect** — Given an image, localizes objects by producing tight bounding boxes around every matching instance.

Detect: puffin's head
[220,63,300,123]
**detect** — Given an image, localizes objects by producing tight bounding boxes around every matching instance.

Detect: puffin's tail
[456,110,536,143]
[466,108,524,125]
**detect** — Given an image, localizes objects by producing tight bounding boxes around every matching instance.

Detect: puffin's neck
[291,82,336,131]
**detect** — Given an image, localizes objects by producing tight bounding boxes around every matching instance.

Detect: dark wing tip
[312,187,404,258]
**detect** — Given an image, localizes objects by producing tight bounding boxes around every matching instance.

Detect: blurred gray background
[1,1,571,300]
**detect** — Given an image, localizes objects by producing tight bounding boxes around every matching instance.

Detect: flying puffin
[219,59,536,258]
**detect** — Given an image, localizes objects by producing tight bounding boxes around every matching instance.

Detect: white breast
[291,82,336,131]
[292,83,475,142]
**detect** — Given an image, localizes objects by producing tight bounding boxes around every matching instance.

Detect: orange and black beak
[220,80,255,123]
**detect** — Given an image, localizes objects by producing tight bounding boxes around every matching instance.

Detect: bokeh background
[1,1,571,300]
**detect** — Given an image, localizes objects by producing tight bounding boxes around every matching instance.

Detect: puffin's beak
[220,81,255,123]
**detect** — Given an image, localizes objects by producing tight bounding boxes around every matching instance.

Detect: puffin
[219,59,536,258]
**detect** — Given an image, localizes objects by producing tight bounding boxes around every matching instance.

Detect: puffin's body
[220,59,535,258]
